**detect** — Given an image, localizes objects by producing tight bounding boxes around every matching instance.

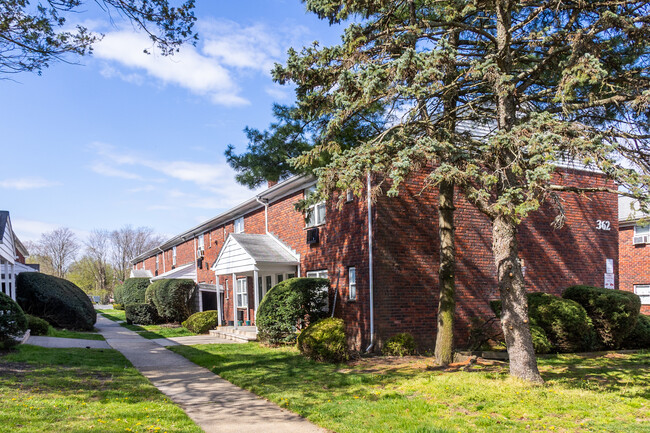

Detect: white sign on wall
[606,258,614,274]
[604,273,615,290]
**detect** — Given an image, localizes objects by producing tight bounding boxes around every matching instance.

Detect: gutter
[365,172,375,353]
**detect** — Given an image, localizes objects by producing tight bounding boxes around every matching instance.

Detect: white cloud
[90,162,142,180]
[11,219,89,244]
[0,177,60,190]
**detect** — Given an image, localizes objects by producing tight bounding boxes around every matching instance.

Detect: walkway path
[25,335,111,349]
[94,315,327,433]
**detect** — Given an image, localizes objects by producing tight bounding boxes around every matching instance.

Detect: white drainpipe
[255,196,269,233]
[365,172,375,353]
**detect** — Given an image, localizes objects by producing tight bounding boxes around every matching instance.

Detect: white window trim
[198,234,205,249]
[305,186,326,228]
[234,217,245,233]
[348,267,357,301]
[236,278,248,308]
[306,270,328,279]
[634,284,650,305]
[635,225,650,235]
[172,246,177,266]
[155,255,159,270]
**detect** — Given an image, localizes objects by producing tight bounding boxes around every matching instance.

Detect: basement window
[634,284,650,305]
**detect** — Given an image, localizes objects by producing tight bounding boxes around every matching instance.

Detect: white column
[232,273,237,329]
[253,270,259,325]
[0,259,5,297]
[9,263,15,301]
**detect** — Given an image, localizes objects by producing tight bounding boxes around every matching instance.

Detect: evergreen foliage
[622,315,650,349]
[0,293,27,348]
[125,303,160,325]
[529,324,552,355]
[121,278,151,305]
[26,314,50,336]
[383,333,417,356]
[182,310,219,334]
[296,317,349,362]
[16,272,96,331]
[257,278,329,345]
[146,279,196,323]
[113,284,124,305]
[563,285,641,349]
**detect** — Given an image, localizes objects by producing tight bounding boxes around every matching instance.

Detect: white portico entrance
[211,233,299,328]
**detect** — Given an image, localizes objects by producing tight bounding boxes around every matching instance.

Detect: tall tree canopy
[273,0,650,382]
[0,0,197,75]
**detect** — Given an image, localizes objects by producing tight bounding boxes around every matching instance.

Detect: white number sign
[596,220,611,231]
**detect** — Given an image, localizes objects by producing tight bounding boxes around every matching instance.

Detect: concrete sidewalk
[151,335,237,347]
[25,335,111,349]
[95,315,326,433]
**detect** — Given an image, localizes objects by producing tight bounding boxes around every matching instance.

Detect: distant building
[619,196,650,314]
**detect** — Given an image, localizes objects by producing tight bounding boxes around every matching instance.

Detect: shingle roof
[230,233,298,263]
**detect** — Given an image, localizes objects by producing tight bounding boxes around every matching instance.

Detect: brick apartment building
[132,167,618,351]
[1,211,33,301]
[618,196,650,315]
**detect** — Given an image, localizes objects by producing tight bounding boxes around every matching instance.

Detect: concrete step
[209,327,257,343]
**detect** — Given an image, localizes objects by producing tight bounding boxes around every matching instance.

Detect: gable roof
[151,262,197,282]
[130,269,154,278]
[212,233,299,275]
[0,211,9,242]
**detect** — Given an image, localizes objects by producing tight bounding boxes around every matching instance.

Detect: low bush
[16,273,96,331]
[383,333,417,356]
[563,285,641,349]
[491,293,595,353]
[297,318,349,362]
[125,303,160,325]
[147,279,196,323]
[113,303,124,310]
[257,277,329,344]
[182,310,219,334]
[0,293,28,348]
[26,314,50,336]
[622,315,650,349]
[530,324,552,354]
[121,278,151,305]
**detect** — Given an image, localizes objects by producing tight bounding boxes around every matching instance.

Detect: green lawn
[170,343,650,433]
[0,345,203,433]
[99,309,195,339]
[46,327,105,341]
[99,308,126,322]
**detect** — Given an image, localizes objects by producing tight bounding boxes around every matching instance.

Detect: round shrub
[16,273,96,331]
[257,277,329,345]
[622,314,650,350]
[383,332,417,356]
[297,318,349,362]
[147,279,196,323]
[0,293,28,348]
[121,278,151,305]
[125,303,160,325]
[528,292,595,353]
[113,303,124,310]
[530,324,552,354]
[182,310,219,334]
[26,314,50,336]
[563,285,641,349]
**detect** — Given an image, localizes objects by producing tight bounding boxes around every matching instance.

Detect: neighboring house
[132,167,618,351]
[1,211,33,301]
[618,196,650,315]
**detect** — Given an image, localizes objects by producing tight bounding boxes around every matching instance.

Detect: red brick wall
[619,225,650,315]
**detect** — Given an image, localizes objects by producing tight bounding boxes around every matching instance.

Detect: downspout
[365,172,375,353]
[255,196,269,233]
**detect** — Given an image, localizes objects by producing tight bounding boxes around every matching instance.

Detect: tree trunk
[435,180,456,365]
[492,215,543,383]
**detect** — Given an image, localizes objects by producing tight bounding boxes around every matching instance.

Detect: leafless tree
[34,227,80,278]
[85,229,113,293]
[110,225,164,282]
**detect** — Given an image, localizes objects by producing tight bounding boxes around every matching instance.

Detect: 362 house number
[596,220,611,231]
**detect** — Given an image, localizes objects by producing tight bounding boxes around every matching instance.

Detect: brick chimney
[267,180,278,188]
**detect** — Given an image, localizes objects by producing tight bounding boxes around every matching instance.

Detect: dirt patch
[0,362,34,380]
[338,355,507,374]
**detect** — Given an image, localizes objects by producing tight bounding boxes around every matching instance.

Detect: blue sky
[1,1,343,243]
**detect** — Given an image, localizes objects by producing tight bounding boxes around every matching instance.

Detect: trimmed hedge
[125,303,160,325]
[530,324,552,354]
[147,279,196,323]
[383,333,417,356]
[297,318,349,362]
[257,277,329,345]
[16,273,96,331]
[622,314,650,350]
[0,293,28,348]
[182,310,219,334]
[121,278,151,305]
[563,285,641,349]
[26,314,49,336]
[491,292,595,353]
[113,284,124,305]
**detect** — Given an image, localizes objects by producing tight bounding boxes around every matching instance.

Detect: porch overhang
[211,233,299,276]
[150,262,196,281]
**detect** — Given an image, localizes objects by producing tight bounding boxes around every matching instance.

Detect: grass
[0,345,203,433]
[170,343,650,433]
[46,327,105,341]
[99,309,195,339]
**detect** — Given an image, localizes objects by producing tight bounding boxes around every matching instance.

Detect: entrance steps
[209,326,258,343]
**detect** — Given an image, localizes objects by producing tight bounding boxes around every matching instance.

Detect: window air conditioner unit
[306,227,320,245]
[197,247,205,257]
[633,235,649,245]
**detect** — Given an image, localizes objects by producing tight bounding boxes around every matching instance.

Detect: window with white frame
[234,217,245,233]
[155,255,159,270]
[305,186,326,227]
[198,234,205,249]
[346,190,354,202]
[634,224,650,244]
[348,267,357,301]
[635,284,650,305]
[236,278,248,308]
[172,246,177,266]
[306,270,328,279]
